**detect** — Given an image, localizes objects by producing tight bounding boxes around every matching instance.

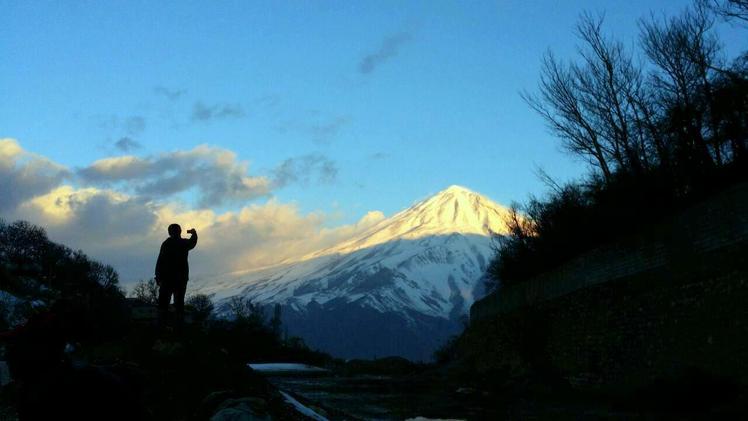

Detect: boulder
[0,361,10,386]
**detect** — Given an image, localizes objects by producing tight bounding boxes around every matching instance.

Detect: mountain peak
[439,184,474,195]
[422,185,485,209]
[198,185,510,360]
[306,185,511,258]
[408,185,510,233]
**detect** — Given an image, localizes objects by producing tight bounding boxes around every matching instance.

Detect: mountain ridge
[301,184,509,260]
[195,185,509,360]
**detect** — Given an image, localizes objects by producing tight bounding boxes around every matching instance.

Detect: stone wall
[462,182,748,388]
[471,182,748,322]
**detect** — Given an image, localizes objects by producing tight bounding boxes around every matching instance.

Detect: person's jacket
[155,234,197,283]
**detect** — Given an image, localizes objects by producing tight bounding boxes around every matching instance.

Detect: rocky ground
[0,321,334,420]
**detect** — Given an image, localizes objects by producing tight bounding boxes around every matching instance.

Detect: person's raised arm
[186,228,198,250]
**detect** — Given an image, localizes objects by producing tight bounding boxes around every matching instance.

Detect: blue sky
[2,1,745,282]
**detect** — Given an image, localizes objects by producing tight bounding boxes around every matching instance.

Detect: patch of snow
[248,363,329,373]
[279,390,329,421]
[405,418,466,421]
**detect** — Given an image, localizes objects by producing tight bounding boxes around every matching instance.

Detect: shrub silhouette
[130,278,159,305]
[186,293,214,323]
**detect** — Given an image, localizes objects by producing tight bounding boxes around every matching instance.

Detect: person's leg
[173,279,187,332]
[157,280,173,329]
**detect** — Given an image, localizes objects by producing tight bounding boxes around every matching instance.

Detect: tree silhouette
[227,296,265,326]
[130,278,159,304]
[523,14,657,182]
[186,293,214,322]
[270,303,282,340]
[703,0,748,21]
[493,3,747,286]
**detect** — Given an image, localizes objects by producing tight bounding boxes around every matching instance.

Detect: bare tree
[186,293,214,322]
[573,14,654,172]
[523,51,613,181]
[703,0,748,22]
[227,296,265,325]
[91,262,120,291]
[523,14,657,182]
[131,278,159,304]
[640,5,724,167]
[270,303,282,339]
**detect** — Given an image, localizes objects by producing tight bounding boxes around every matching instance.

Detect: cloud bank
[0,139,70,212]
[1,138,376,285]
[78,145,272,207]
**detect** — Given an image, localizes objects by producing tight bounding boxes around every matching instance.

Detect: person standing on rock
[155,224,198,329]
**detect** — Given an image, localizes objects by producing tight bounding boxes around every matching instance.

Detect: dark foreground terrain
[3,308,748,420]
[259,357,748,420]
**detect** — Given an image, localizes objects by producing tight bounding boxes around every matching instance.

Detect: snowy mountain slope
[194,185,511,360]
[304,184,511,257]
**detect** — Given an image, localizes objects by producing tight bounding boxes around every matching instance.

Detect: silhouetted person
[155,224,197,329]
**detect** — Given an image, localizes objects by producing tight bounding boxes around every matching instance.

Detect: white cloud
[1,139,380,285]
[81,156,151,181]
[78,145,272,207]
[0,138,70,212]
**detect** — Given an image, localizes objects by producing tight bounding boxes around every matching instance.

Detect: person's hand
[187,228,197,235]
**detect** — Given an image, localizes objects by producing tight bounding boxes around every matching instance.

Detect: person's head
[168,224,181,238]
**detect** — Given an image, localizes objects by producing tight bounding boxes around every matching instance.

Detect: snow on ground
[279,391,329,421]
[248,363,329,373]
[405,418,466,421]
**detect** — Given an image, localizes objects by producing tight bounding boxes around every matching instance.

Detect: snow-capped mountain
[195,185,510,360]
